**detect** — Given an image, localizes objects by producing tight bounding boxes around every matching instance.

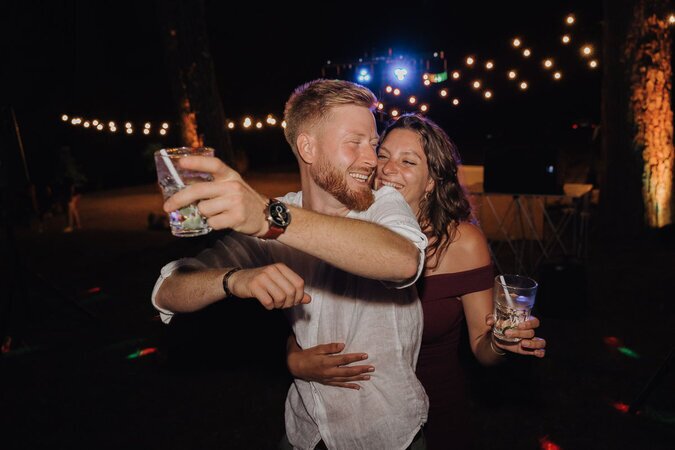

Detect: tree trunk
[625,0,673,228]
[602,0,674,235]
[157,0,235,165]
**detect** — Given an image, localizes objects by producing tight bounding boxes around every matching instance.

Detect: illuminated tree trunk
[626,0,673,228]
[601,0,674,234]
[158,0,235,165]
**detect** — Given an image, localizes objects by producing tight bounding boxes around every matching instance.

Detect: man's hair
[283,79,378,156]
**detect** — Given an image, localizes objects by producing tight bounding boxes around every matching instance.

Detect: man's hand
[228,263,311,310]
[163,156,269,236]
[487,314,546,358]
[288,342,374,390]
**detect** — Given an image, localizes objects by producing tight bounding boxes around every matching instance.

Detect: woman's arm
[286,334,374,390]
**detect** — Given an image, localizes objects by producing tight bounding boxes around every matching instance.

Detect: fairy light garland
[61,11,630,133]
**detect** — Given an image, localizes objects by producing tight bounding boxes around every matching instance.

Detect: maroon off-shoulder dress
[415,264,494,450]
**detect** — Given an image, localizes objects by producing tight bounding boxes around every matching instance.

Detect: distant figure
[55,146,86,233]
[63,182,82,233]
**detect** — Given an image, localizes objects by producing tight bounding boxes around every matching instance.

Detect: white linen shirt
[151,186,429,450]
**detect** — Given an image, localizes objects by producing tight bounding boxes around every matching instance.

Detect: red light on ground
[87,287,101,294]
[571,123,578,129]
[126,347,158,359]
[538,435,562,450]
[139,347,157,357]
[603,336,620,347]
[612,402,630,413]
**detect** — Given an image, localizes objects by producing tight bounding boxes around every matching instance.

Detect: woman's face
[376,128,434,214]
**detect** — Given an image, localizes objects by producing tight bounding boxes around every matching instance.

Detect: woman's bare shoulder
[433,222,492,274]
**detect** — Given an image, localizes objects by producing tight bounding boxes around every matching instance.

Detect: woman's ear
[425,177,435,195]
[296,133,314,164]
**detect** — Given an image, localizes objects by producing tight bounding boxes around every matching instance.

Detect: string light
[61,14,599,132]
[419,104,429,112]
[669,14,675,24]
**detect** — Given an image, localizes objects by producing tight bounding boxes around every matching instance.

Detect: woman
[287,113,546,449]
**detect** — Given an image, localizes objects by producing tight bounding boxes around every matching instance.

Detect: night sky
[2,0,602,188]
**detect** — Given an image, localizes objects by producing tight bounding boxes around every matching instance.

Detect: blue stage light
[357,68,372,83]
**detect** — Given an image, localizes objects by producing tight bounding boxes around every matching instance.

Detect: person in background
[287,113,546,449]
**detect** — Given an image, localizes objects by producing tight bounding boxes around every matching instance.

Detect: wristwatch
[260,198,291,239]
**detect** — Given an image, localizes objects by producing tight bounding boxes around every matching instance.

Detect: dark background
[2,0,602,190]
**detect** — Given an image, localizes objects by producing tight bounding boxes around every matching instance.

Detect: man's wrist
[222,267,242,299]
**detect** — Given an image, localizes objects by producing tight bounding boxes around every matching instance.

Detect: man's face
[309,105,379,211]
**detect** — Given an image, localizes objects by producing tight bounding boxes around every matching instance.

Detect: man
[152,79,428,449]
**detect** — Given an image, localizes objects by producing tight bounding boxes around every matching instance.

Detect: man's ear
[296,133,314,164]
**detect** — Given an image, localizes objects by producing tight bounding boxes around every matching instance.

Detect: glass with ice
[154,146,214,237]
[492,274,538,343]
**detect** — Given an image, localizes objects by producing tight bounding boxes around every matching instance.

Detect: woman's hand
[486,314,546,358]
[287,340,374,390]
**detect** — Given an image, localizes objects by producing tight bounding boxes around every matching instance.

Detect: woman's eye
[377,154,388,160]
[403,160,416,166]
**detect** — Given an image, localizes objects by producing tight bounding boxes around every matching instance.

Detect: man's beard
[311,153,374,211]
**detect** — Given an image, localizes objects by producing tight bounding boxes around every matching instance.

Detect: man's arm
[154,264,310,315]
[277,206,420,282]
[164,156,424,282]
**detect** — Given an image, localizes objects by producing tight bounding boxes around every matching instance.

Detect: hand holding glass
[154,147,214,237]
[492,274,538,343]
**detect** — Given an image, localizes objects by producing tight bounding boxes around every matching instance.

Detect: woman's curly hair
[379,113,474,269]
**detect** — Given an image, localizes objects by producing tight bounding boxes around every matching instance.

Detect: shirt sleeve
[150,231,271,324]
[369,187,428,289]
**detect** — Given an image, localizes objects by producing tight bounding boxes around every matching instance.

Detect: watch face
[269,201,291,227]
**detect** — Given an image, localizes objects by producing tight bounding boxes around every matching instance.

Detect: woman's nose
[381,160,397,174]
